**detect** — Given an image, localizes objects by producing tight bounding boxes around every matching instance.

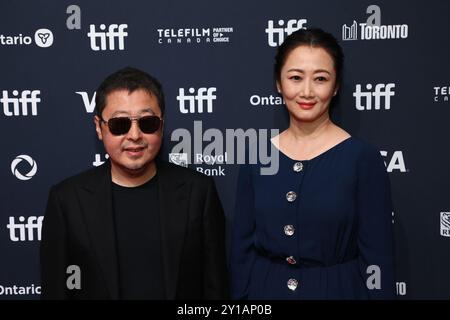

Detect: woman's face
[277,45,337,124]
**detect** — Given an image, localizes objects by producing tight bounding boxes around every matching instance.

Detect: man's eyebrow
[110,108,156,117]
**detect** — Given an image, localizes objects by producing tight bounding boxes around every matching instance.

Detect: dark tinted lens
[138,116,161,134]
[108,117,132,135]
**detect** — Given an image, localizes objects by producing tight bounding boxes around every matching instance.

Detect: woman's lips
[297,102,316,110]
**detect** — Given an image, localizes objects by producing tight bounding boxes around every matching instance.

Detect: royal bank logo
[169,153,188,167]
[0,28,54,47]
[1,90,41,116]
[342,5,408,41]
[11,155,37,180]
[7,216,44,241]
[353,83,395,111]
[157,26,233,45]
[433,86,449,103]
[170,120,280,176]
[266,19,307,47]
[177,87,217,114]
[440,212,450,237]
[87,24,128,51]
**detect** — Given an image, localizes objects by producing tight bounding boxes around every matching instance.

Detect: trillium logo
[0,28,54,47]
[11,155,37,180]
[34,29,54,47]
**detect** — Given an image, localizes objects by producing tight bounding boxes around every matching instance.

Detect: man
[40,67,229,299]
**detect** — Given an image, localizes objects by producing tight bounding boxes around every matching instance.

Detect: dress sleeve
[356,146,396,299]
[229,164,257,299]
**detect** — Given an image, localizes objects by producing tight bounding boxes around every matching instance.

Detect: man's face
[94,89,163,180]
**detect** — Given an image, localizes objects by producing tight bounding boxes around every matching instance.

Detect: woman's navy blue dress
[230,137,395,299]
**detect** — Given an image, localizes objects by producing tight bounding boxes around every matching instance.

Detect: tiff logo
[7,216,44,241]
[265,19,307,47]
[1,90,41,116]
[177,87,217,113]
[87,24,128,51]
[353,83,395,111]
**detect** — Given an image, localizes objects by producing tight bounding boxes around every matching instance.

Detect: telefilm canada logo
[0,28,54,48]
[433,86,449,103]
[342,5,408,41]
[157,26,233,45]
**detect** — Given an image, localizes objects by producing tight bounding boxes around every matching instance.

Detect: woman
[230,28,395,299]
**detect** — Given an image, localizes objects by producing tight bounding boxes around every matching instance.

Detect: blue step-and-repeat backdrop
[1,0,449,299]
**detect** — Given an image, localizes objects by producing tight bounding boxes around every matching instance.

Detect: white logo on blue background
[11,155,37,180]
[34,28,54,47]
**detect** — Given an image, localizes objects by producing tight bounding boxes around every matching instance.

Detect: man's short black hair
[95,67,165,118]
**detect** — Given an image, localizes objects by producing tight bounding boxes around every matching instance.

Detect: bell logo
[380,150,407,172]
[93,153,109,167]
[34,29,54,48]
[87,24,128,51]
[265,19,307,47]
[7,216,44,241]
[354,83,395,110]
[177,87,217,113]
[11,155,37,180]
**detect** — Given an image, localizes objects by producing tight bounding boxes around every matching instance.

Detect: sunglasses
[100,115,163,136]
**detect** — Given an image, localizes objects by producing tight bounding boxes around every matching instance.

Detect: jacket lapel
[78,161,120,299]
[157,162,190,299]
